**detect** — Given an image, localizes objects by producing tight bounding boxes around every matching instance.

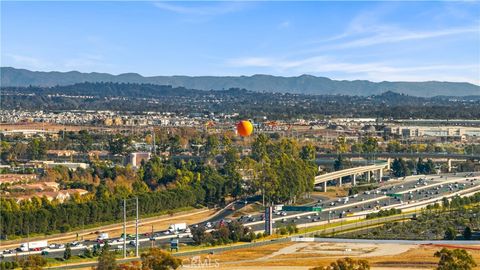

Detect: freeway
[1,172,480,261]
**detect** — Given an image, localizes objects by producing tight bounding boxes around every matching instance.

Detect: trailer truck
[18,240,48,252]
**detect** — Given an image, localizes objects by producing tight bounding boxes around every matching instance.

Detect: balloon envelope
[237,120,253,137]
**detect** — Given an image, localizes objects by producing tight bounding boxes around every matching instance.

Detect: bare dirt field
[188,241,480,270]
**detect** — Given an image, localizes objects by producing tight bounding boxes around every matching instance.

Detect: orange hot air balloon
[237,120,253,137]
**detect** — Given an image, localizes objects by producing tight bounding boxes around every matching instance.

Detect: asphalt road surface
[1,172,479,261]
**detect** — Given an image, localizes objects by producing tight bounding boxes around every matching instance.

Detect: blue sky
[1,1,479,84]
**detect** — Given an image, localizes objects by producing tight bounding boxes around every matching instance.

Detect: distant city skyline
[1,1,479,84]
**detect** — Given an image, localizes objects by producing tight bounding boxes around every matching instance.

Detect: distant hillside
[1,67,479,97]
[2,82,480,119]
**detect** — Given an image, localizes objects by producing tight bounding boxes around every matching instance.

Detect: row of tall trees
[391,157,436,177]
[0,135,317,237]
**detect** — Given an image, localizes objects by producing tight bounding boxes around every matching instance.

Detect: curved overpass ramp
[315,162,389,192]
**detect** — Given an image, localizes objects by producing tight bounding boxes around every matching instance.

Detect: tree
[417,158,436,174]
[108,134,132,155]
[204,135,220,158]
[463,226,472,240]
[63,243,72,260]
[391,158,410,177]
[442,197,450,209]
[435,248,477,270]
[444,227,456,240]
[19,255,47,270]
[27,138,47,160]
[191,226,207,245]
[300,144,316,161]
[334,155,351,171]
[334,155,345,171]
[141,248,182,270]
[251,134,270,162]
[334,136,348,154]
[386,140,402,153]
[362,137,378,154]
[78,130,93,153]
[84,247,93,258]
[310,257,370,270]
[96,243,117,270]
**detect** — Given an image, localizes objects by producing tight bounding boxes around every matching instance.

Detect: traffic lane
[3,176,477,257]
[2,236,194,261]
[4,181,474,261]
[247,181,480,231]
[182,176,478,230]
[207,176,476,228]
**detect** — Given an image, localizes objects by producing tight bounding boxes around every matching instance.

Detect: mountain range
[1,67,479,97]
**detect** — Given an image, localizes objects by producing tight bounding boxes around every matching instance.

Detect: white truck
[97,233,109,241]
[168,223,187,233]
[18,240,48,252]
[274,204,284,211]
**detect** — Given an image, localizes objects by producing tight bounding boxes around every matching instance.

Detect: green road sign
[282,206,322,212]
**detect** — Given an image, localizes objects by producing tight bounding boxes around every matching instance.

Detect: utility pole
[151,225,154,248]
[135,197,139,257]
[152,127,156,156]
[123,199,127,258]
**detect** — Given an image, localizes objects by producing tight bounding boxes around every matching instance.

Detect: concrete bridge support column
[367,171,371,182]
[338,177,342,187]
[352,174,356,186]
[323,181,327,192]
[447,159,452,173]
[379,169,383,181]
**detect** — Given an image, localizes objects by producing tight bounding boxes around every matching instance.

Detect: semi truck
[18,240,48,252]
[168,223,187,233]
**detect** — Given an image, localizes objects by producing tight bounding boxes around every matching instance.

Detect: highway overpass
[316,152,480,172]
[315,162,389,192]
[316,152,480,160]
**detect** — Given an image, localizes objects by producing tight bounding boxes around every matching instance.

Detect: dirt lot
[319,187,349,199]
[188,241,480,270]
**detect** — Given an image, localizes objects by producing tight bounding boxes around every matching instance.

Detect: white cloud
[153,2,247,16]
[304,2,479,52]
[278,20,291,29]
[63,54,109,69]
[4,53,52,70]
[228,55,480,84]
[333,27,478,50]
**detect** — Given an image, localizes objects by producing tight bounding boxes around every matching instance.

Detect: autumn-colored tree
[310,257,370,270]
[435,248,477,270]
[141,248,181,270]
